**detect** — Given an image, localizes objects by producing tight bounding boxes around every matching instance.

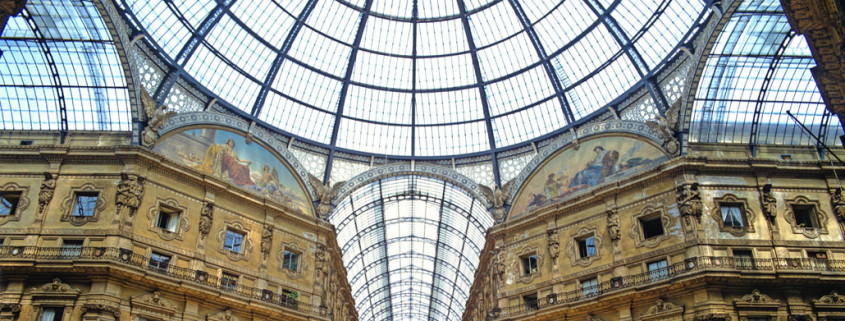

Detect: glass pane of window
[224,230,244,253]
[582,278,598,297]
[72,192,98,217]
[721,204,744,228]
[283,250,300,271]
[648,259,669,282]
[149,251,171,271]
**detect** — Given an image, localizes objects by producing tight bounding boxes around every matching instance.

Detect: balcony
[0,246,322,315]
[496,256,845,319]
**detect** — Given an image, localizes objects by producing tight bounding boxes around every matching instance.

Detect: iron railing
[0,246,325,315]
[497,256,845,318]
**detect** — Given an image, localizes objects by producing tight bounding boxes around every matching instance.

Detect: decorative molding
[783,196,830,238]
[630,205,672,248]
[207,308,240,321]
[81,302,120,318]
[59,183,106,226]
[513,245,542,284]
[734,289,781,308]
[566,226,602,267]
[710,194,756,237]
[0,182,29,226]
[146,197,190,241]
[217,220,253,262]
[814,290,845,306]
[131,291,177,319]
[692,313,731,321]
[30,278,81,299]
[334,163,491,211]
[277,241,308,279]
[640,299,683,321]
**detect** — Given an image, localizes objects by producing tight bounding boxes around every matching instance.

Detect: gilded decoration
[217,220,253,261]
[630,205,672,248]
[37,172,56,214]
[207,308,240,321]
[277,241,308,279]
[146,197,190,241]
[0,182,28,226]
[783,196,829,238]
[566,226,602,267]
[640,298,683,321]
[115,173,145,217]
[710,194,756,236]
[131,291,177,320]
[59,183,106,226]
[510,135,669,219]
[154,128,313,216]
[513,245,543,284]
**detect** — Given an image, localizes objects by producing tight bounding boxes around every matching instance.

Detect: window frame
[282,249,300,272]
[220,272,239,291]
[224,230,245,254]
[0,191,22,217]
[581,277,599,298]
[71,192,99,217]
[784,196,829,238]
[0,183,29,225]
[647,259,669,283]
[521,254,538,275]
[712,194,756,236]
[60,184,105,226]
[149,251,172,272]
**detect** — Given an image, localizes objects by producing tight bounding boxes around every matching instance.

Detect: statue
[607,210,621,242]
[480,181,512,223]
[760,184,777,221]
[315,244,329,304]
[308,174,344,219]
[832,188,845,222]
[646,101,681,155]
[115,174,144,217]
[547,229,560,262]
[140,86,175,147]
[199,201,214,239]
[260,225,273,260]
[38,172,57,214]
[677,183,703,223]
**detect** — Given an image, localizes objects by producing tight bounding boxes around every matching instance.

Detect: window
[733,250,754,270]
[155,206,180,233]
[281,289,298,305]
[0,191,21,216]
[71,192,98,217]
[648,259,669,282]
[523,293,538,312]
[582,278,598,297]
[640,215,664,239]
[521,254,538,275]
[149,252,171,272]
[40,307,62,321]
[792,205,819,228]
[61,240,83,258]
[282,250,300,272]
[223,230,244,253]
[720,203,745,228]
[577,236,596,258]
[809,251,828,271]
[220,272,238,291]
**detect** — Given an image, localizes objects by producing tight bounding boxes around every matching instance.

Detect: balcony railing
[496,256,844,318]
[0,246,324,315]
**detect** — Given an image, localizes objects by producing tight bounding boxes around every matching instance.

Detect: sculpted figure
[308,175,344,219]
[607,210,621,241]
[547,229,560,261]
[646,101,681,155]
[760,184,777,221]
[115,174,144,217]
[38,172,57,214]
[677,183,703,222]
[199,202,214,239]
[832,188,845,222]
[260,225,273,259]
[140,87,175,147]
[480,182,512,223]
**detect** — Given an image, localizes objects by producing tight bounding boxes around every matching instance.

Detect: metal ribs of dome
[118,0,711,159]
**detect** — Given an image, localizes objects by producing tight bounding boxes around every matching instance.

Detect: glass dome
[119,0,710,157]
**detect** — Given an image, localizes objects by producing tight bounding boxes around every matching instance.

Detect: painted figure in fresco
[195,138,255,186]
[256,164,281,194]
[569,146,619,189]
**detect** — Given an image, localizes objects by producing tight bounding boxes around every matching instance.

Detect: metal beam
[377,179,395,321]
[21,8,67,142]
[456,0,502,186]
[250,0,320,116]
[324,0,373,183]
[749,31,794,153]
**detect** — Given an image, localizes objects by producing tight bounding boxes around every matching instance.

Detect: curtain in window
[40,308,56,321]
[721,206,743,227]
[166,214,179,231]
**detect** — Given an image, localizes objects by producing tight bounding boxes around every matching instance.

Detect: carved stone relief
[198,201,214,240]
[677,182,703,225]
[831,188,845,223]
[38,172,56,215]
[261,225,273,260]
[207,308,240,321]
[0,182,28,226]
[710,194,756,237]
[115,173,144,217]
[640,298,683,321]
[146,197,190,241]
[760,184,778,222]
[130,291,177,321]
[607,209,621,242]
[59,183,106,226]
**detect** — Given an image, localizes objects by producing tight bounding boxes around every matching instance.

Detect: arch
[154,112,317,216]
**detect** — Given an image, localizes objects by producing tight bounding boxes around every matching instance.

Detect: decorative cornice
[734,289,781,307]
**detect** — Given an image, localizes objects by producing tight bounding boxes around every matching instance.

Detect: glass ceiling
[330,175,494,321]
[690,0,844,145]
[0,0,130,131]
[120,0,709,157]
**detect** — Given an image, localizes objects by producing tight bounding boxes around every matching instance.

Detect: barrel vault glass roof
[330,175,494,321]
[119,0,710,157]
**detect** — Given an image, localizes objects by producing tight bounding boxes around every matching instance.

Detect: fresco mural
[510,136,668,219]
[154,128,313,216]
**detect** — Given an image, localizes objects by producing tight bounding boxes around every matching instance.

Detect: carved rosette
[0,182,28,226]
